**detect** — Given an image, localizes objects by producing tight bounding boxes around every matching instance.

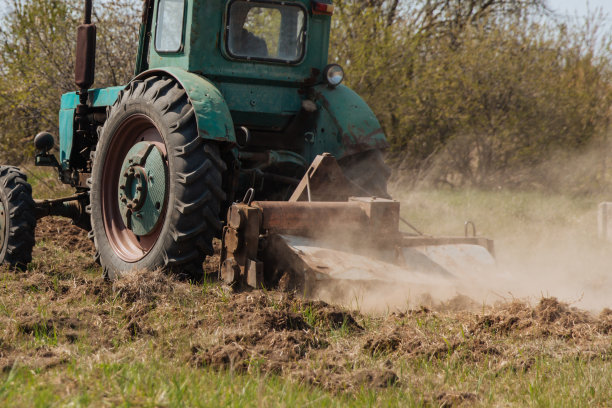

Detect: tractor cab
[138,0,333,132]
[131,0,389,199]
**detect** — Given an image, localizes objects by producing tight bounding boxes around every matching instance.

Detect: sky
[548,0,612,18]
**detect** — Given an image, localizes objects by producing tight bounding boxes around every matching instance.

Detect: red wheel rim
[101,114,168,263]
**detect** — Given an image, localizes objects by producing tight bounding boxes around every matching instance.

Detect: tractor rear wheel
[90,76,226,280]
[339,149,391,198]
[0,166,36,269]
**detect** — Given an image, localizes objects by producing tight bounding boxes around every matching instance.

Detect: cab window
[155,0,185,53]
[227,1,307,63]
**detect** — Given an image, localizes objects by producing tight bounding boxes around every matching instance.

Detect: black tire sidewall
[91,98,183,276]
[0,167,36,268]
[0,187,11,261]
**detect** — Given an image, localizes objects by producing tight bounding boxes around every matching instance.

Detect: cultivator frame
[220,155,495,291]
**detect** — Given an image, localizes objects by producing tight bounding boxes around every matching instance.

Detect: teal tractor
[0,0,390,278]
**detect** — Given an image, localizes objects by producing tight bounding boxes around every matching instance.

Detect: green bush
[0,0,611,191]
[330,0,612,189]
[0,0,138,164]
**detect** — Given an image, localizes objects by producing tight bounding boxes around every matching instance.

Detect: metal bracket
[465,221,477,237]
[289,153,361,202]
[35,153,62,172]
[219,202,263,289]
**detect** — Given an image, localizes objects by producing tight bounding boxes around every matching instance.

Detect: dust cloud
[309,148,612,314]
[309,216,612,314]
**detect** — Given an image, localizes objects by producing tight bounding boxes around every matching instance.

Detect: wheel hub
[118,142,167,236]
[0,201,5,249]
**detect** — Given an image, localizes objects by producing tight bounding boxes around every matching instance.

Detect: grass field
[1,175,611,407]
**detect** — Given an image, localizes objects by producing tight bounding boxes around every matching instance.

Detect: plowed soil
[1,217,611,405]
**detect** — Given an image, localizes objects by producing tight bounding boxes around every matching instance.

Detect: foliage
[0,0,139,164]
[330,0,612,188]
[0,0,611,189]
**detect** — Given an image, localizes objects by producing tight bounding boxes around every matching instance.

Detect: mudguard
[59,68,236,170]
[311,84,389,159]
[134,67,236,144]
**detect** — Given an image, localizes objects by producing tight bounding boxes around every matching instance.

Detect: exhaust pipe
[74,0,97,142]
[75,0,96,94]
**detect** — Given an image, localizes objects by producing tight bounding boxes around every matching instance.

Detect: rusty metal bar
[252,201,368,236]
[34,194,90,230]
[289,154,359,202]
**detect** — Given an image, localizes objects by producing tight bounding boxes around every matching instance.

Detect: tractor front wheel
[90,76,226,280]
[0,166,36,269]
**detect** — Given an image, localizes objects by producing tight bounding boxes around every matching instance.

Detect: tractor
[0,0,494,291]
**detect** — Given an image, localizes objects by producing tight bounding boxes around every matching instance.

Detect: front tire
[0,166,36,269]
[90,76,226,280]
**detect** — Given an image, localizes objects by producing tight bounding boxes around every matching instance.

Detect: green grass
[19,166,72,200]
[1,343,610,407]
[394,187,602,240]
[1,187,612,406]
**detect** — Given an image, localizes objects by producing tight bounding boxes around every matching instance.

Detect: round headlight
[324,64,344,87]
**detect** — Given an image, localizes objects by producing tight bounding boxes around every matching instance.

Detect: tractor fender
[133,67,236,145]
[311,84,389,158]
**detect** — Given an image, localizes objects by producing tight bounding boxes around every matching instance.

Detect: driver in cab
[229,4,269,58]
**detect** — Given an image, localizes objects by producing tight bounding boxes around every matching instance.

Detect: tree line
[1,0,611,190]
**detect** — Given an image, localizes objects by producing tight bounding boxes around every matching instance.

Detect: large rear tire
[90,76,226,280]
[0,166,36,269]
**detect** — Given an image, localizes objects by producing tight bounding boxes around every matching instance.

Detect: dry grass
[1,200,612,406]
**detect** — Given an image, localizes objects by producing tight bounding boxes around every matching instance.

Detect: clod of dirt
[471,298,597,339]
[598,308,612,334]
[195,344,250,373]
[17,319,55,336]
[258,331,323,360]
[316,308,363,331]
[261,308,311,331]
[17,316,79,338]
[352,369,399,389]
[125,318,157,338]
[534,297,592,329]
[363,332,401,355]
[112,268,185,304]
[36,217,95,253]
[536,297,568,323]
[435,391,478,407]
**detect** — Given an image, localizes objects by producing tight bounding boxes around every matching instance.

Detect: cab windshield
[226,1,307,63]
